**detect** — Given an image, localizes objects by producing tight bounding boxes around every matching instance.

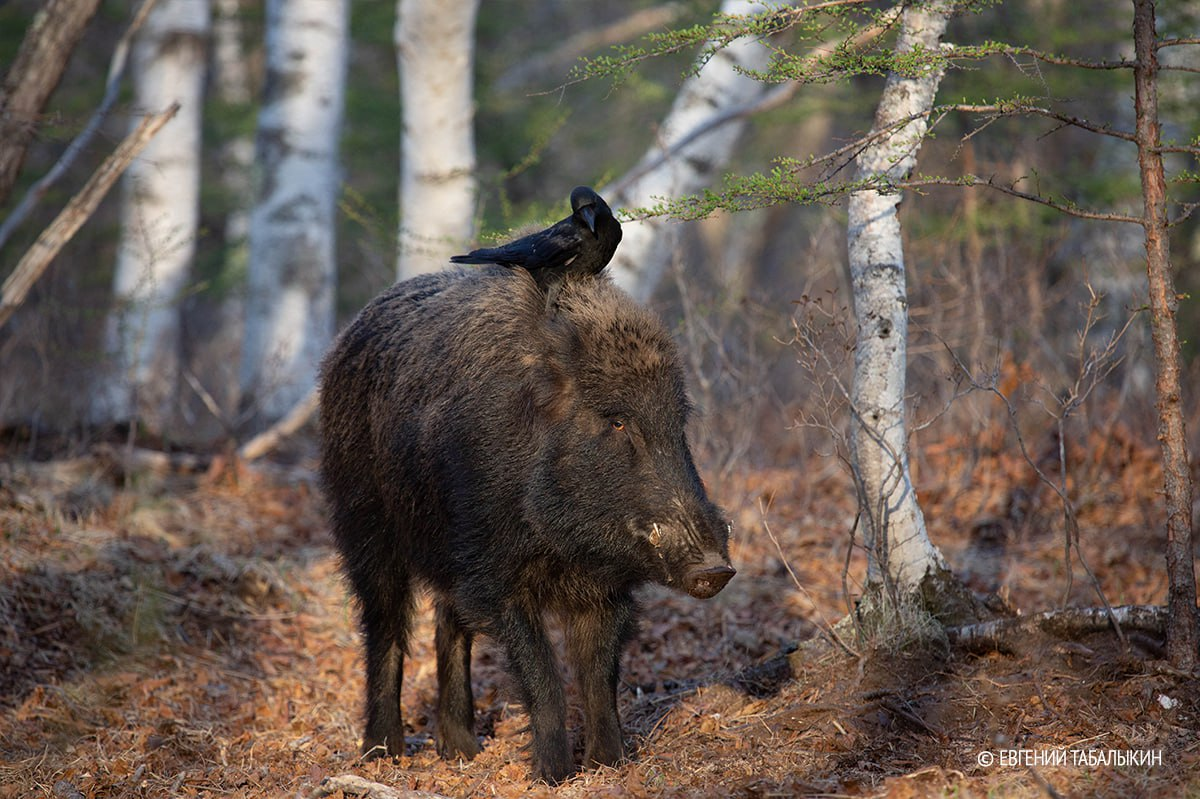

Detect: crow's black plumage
[450,186,622,309]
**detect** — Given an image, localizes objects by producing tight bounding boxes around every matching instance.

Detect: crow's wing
[450,219,581,270]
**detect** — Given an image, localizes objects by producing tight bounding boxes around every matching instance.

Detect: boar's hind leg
[434,600,482,760]
[360,591,413,759]
[567,598,635,768]
[497,607,573,784]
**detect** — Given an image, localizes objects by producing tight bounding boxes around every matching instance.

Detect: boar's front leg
[567,597,635,768]
[434,600,482,760]
[496,606,573,784]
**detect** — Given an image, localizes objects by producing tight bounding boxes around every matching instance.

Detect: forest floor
[1,422,1198,798]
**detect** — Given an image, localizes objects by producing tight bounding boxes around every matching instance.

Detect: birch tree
[606,0,786,304]
[395,0,480,279]
[845,1,963,611]
[94,0,210,431]
[239,0,348,427]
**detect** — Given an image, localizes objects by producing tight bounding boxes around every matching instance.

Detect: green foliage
[574,0,1188,236]
[572,1,893,86]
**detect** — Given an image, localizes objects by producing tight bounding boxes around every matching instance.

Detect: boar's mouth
[682,562,736,599]
[641,520,736,599]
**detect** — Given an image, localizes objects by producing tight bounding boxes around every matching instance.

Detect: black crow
[450,186,623,309]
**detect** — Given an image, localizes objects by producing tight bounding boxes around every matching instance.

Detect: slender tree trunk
[94,0,210,431]
[395,0,479,279]
[608,0,786,304]
[846,0,966,611]
[240,0,348,428]
[204,0,254,426]
[0,0,103,206]
[1131,0,1197,670]
[213,0,254,249]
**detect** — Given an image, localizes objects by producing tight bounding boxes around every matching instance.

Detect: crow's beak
[579,204,598,236]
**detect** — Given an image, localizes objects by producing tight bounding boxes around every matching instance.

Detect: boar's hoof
[436,728,483,761]
[535,755,577,786]
[360,738,401,761]
[684,564,736,599]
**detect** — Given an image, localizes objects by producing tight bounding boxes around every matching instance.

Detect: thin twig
[606,6,902,200]
[0,103,180,329]
[0,0,161,252]
[183,369,234,437]
[933,314,1133,651]
[900,175,1144,225]
[237,387,319,462]
[760,499,858,657]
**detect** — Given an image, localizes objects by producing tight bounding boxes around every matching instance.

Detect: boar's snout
[683,556,736,599]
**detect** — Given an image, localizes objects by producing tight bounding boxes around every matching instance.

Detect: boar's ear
[520,356,575,424]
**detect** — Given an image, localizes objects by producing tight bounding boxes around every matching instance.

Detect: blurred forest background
[1,0,1196,464]
[3,2,1200,796]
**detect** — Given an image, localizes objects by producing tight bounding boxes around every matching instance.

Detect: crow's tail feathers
[449,252,499,265]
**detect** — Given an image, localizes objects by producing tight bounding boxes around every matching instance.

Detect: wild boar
[318,266,734,783]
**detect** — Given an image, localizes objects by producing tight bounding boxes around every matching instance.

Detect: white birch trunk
[240,0,347,426]
[846,1,953,594]
[395,0,479,279]
[608,0,787,304]
[95,0,210,430]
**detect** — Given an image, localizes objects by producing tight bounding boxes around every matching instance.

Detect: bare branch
[761,500,859,658]
[932,309,1134,649]
[238,387,319,462]
[0,0,104,204]
[900,174,1144,225]
[1157,37,1200,49]
[0,0,161,252]
[0,103,180,330]
[949,102,1136,143]
[981,43,1135,71]
[948,605,1166,654]
[309,774,449,799]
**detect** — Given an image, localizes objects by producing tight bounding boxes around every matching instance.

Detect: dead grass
[0,423,1197,798]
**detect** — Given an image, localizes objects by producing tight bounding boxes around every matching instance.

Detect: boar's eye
[610,419,625,432]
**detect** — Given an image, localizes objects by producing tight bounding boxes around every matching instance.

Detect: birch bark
[95,0,209,430]
[239,0,348,426]
[846,1,953,596]
[395,0,480,279]
[608,0,785,303]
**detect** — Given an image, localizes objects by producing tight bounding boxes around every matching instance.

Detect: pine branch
[968,41,1136,71]
[899,174,1143,224]
[949,102,1136,143]
[563,0,884,88]
[1157,36,1200,49]
[605,6,902,200]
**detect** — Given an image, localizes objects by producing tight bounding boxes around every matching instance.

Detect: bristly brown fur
[318,266,733,784]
